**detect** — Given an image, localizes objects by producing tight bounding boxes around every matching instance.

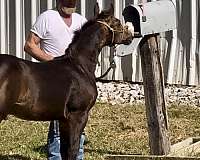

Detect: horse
[0,3,133,160]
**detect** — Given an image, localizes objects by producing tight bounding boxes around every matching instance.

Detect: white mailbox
[123,0,177,37]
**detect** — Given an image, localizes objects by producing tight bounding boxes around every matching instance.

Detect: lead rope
[95,21,124,81]
[96,45,118,81]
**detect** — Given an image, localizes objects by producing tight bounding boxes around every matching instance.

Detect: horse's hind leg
[59,111,88,160]
[0,112,8,123]
[0,104,8,123]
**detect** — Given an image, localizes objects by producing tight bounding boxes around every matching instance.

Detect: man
[24,0,87,159]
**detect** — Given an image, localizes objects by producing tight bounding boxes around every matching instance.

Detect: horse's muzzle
[123,26,134,45]
[126,22,135,36]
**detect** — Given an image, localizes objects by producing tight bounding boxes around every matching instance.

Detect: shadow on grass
[36,145,132,156]
[0,154,31,160]
[0,145,48,160]
[85,148,133,155]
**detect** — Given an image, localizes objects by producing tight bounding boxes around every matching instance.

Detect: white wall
[0,0,199,85]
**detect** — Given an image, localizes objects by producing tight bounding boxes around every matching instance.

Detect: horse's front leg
[59,111,88,160]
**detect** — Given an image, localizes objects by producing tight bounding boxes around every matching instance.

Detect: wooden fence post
[139,34,171,155]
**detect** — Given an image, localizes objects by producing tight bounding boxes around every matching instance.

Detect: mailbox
[123,0,177,37]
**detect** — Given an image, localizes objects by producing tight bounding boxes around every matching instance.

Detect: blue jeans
[47,120,85,160]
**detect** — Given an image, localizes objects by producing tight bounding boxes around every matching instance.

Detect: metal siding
[0,0,7,54]
[15,0,24,58]
[0,0,200,85]
[8,0,16,56]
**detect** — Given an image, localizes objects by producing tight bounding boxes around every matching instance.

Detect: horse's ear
[108,3,114,16]
[94,3,100,18]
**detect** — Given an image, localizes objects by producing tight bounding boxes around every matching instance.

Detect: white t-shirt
[31,10,87,57]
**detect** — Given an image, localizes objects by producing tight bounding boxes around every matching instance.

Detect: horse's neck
[72,25,106,74]
[76,49,99,75]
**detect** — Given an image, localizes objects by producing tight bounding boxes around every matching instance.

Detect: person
[24,0,87,159]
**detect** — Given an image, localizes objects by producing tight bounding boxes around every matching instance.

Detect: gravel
[96,81,200,106]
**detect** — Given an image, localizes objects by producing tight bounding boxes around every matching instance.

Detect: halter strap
[97,21,124,45]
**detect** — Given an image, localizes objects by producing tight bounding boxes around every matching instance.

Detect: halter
[97,21,125,45]
[95,21,128,81]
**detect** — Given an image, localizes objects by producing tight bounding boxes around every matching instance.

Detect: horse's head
[94,3,134,46]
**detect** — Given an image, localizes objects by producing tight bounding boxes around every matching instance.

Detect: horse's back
[0,54,23,86]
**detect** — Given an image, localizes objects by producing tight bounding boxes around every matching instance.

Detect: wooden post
[139,34,171,155]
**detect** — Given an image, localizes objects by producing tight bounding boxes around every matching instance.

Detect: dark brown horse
[0,3,133,160]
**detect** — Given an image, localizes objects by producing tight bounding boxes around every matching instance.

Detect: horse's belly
[10,103,65,121]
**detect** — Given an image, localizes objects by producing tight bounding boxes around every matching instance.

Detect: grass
[0,103,200,159]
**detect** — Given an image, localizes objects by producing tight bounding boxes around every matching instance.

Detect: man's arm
[24,32,54,61]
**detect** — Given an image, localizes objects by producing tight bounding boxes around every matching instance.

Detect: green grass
[0,103,200,159]
[0,118,48,159]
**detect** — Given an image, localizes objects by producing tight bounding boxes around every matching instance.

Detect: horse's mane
[71,19,96,44]
[66,20,97,55]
